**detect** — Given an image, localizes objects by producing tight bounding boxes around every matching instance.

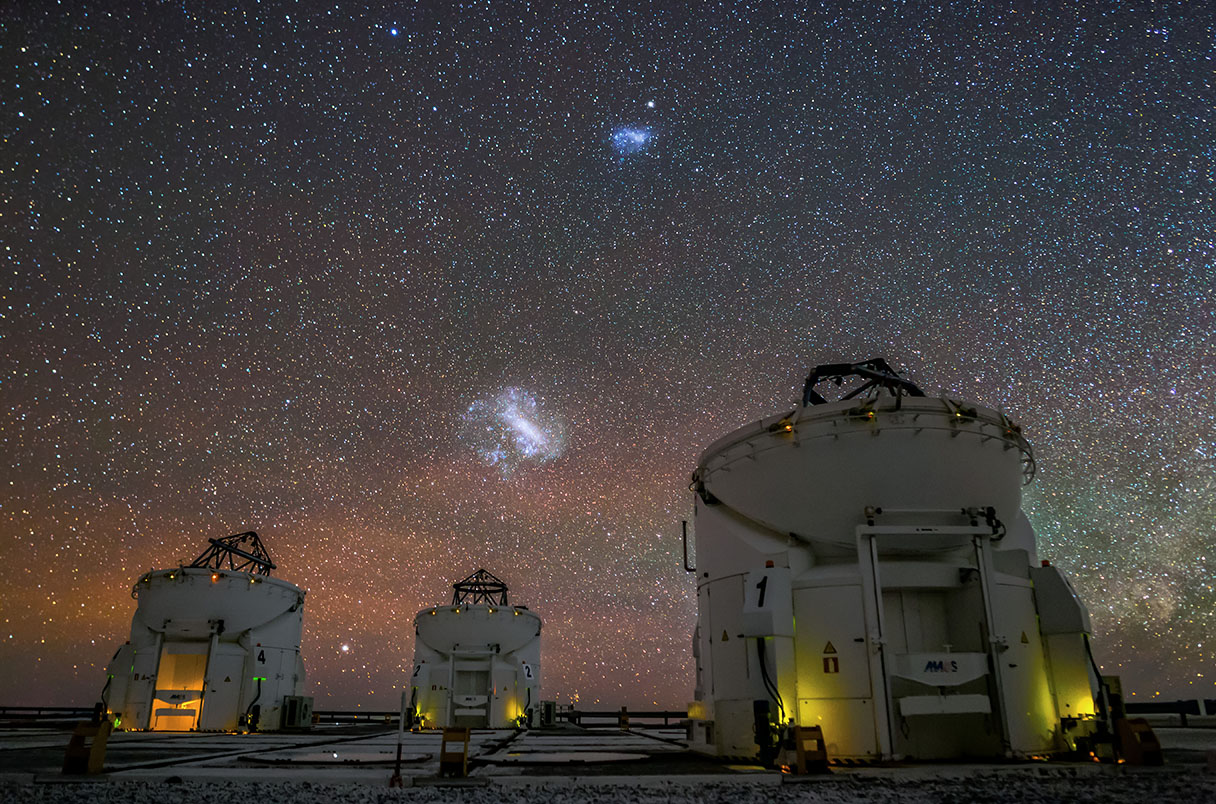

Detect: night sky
[3,2,1213,710]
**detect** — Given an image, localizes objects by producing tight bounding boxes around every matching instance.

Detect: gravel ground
[4,774,1216,804]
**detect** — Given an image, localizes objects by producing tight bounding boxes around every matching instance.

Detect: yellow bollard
[792,725,829,774]
[63,720,113,775]
[438,727,470,777]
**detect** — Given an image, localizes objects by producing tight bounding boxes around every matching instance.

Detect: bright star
[389,27,398,36]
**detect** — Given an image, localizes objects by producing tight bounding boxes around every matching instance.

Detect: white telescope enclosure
[411,569,541,729]
[687,359,1101,762]
[103,532,310,732]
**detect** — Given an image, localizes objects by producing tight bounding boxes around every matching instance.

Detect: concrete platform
[2,722,1214,801]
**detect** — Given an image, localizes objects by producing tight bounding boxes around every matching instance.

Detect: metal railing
[0,705,96,722]
[311,709,401,723]
[561,709,687,727]
[1126,699,1216,727]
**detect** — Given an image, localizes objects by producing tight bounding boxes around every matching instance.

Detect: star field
[2,2,1214,709]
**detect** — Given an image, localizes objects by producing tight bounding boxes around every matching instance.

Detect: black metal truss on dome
[188,531,276,576]
[802,357,926,407]
[451,568,509,606]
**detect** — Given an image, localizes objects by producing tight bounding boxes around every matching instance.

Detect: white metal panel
[797,697,879,758]
[1042,633,1098,722]
[793,585,871,700]
[990,580,1061,755]
[704,576,750,698]
[902,590,949,653]
[199,649,245,731]
[1030,565,1093,635]
[898,694,992,716]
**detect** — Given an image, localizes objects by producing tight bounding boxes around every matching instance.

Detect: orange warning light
[211,573,219,583]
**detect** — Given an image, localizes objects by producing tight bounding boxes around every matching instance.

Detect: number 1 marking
[756,575,768,608]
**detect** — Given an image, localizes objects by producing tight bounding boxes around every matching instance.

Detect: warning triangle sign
[823,641,837,654]
[224,676,232,682]
[1020,632,1029,644]
[721,630,730,642]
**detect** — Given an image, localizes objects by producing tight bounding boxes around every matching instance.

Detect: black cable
[244,677,263,730]
[98,675,112,713]
[755,639,785,722]
[1082,633,1112,725]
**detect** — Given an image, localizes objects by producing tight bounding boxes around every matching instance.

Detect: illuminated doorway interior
[151,645,206,730]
